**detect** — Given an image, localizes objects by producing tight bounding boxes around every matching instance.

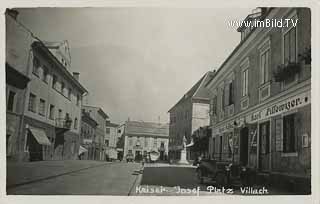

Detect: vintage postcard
[2,1,319,204]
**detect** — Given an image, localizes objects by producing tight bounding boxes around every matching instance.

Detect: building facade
[206,8,311,191]
[123,121,169,161]
[105,120,119,160]
[80,109,98,160]
[6,10,88,162]
[168,71,213,161]
[82,105,109,160]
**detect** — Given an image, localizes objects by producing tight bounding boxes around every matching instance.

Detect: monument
[178,135,189,164]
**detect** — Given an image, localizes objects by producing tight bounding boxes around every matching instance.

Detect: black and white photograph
[2,1,319,202]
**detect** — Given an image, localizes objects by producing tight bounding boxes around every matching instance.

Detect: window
[118,129,121,133]
[33,57,40,76]
[39,98,46,116]
[68,88,72,99]
[28,93,36,112]
[106,128,110,134]
[221,87,225,111]
[52,75,57,89]
[153,138,157,148]
[129,138,133,146]
[42,66,49,83]
[228,81,234,105]
[144,138,148,147]
[74,118,78,129]
[210,96,217,116]
[76,94,80,106]
[284,26,297,64]
[283,114,296,153]
[58,109,62,118]
[242,69,249,97]
[61,82,65,94]
[105,140,109,146]
[260,50,270,84]
[283,25,297,85]
[7,91,16,111]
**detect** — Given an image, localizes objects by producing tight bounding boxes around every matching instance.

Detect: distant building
[116,123,125,160]
[6,10,88,161]
[80,109,98,160]
[105,120,119,160]
[168,71,213,161]
[123,121,169,161]
[82,105,109,160]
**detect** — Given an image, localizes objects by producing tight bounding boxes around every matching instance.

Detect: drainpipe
[17,49,33,161]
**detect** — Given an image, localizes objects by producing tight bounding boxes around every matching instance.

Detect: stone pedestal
[178,149,189,164]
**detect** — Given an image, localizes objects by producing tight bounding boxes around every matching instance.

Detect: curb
[7,162,113,189]
[128,165,144,196]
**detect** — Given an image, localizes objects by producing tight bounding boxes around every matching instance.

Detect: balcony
[55,118,72,135]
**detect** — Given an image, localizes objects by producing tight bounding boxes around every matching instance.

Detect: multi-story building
[205,8,311,192]
[116,123,125,160]
[168,71,213,161]
[82,105,109,160]
[6,9,88,161]
[123,121,169,161]
[105,120,119,160]
[80,109,98,160]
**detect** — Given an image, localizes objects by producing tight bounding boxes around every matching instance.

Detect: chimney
[73,72,80,81]
[6,9,19,20]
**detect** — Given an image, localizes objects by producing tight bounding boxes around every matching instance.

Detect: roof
[168,71,213,112]
[82,111,98,127]
[82,105,109,119]
[31,41,87,94]
[125,121,169,137]
[106,122,119,128]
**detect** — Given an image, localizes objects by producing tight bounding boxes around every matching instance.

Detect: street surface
[7,161,142,195]
[7,160,292,195]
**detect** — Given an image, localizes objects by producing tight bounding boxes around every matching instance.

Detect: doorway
[240,127,249,166]
[259,121,270,171]
[27,131,43,161]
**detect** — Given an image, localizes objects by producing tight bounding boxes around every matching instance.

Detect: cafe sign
[246,91,310,124]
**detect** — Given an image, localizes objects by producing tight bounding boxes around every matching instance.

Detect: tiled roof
[125,121,169,137]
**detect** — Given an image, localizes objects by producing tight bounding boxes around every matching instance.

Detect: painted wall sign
[246,91,310,124]
[212,91,310,136]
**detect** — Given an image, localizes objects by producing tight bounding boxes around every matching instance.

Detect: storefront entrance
[259,121,270,171]
[240,127,249,166]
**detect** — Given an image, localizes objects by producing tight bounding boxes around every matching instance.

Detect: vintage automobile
[196,159,254,187]
[126,153,134,162]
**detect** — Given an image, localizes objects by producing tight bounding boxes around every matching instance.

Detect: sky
[15,7,252,124]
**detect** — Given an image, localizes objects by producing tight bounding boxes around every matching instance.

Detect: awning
[79,146,88,155]
[28,127,51,146]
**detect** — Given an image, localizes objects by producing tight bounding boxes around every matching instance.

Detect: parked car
[126,153,134,162]
[196,159,254,187]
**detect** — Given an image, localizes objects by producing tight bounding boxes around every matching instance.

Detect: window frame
[28,93,36,113]
[32,57,40,77]
[38,98,46,116]
[7,90,16,112]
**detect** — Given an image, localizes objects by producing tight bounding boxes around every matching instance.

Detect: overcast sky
[15,7,252,124]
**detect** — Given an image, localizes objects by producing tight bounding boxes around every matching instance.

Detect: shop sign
[246,91,310,124]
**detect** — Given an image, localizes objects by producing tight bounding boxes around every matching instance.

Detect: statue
[178,135,189,165]
[182,135,187,149]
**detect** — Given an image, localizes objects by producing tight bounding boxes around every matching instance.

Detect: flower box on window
[273,62,301,82]
[298,47,311,65]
